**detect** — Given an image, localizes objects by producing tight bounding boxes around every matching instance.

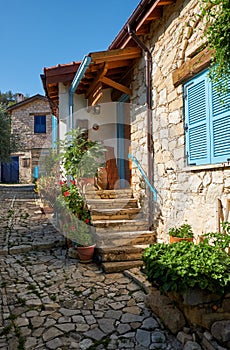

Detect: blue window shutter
[184,71,210,165]
[34,115,46,133]
[210,79,230,163]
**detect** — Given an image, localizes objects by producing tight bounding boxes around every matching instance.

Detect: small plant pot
[41,206,54,214]
[169,236,193,243]
[76,244,96,263]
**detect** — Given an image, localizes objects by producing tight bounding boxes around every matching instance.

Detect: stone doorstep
[86,198,139,209]
[101,260,144,273]
[91,208,141,221]
[85,188,133,199]
[93,219,149,232]
[95,244,149,262]
[95,231,156,246]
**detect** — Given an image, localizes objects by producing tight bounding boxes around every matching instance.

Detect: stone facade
[8,95,52,183]
[130,0,230,241]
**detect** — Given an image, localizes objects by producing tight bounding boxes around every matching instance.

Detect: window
[184,69,230,165]
[34,115,46,133]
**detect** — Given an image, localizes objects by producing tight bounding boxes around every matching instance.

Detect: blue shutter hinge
[185,123,188,132]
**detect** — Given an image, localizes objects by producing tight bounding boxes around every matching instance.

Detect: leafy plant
[202,221,230,250]
[168,224,194,238]
[200,0,230,91]
[58,127,106,179]
[143,228,230,295]
[69,220,95,247]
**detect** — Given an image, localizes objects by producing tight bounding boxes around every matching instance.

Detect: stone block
[211,320,230,344]
[183,340,202,350]
[177,331,193,345]
[145,287,186,334]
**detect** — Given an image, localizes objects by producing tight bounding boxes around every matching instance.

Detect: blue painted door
[117,102,131,188]
[1,156,19,183]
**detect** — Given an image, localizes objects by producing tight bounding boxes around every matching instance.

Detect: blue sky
[0,1,140,97]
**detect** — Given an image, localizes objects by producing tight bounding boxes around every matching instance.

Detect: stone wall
[130,0,230,241]
[146,286,230,349]
[10,98,52,183]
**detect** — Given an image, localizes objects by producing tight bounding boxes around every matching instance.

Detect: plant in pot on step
[59,179,96,262]
[168,223,194,243]
[67,212,95,262]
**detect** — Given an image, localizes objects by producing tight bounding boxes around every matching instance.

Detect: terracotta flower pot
[76,244,96,263]
[169,236,193,243]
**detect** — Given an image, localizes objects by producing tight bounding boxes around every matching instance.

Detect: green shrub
[168,224,194,238]
[143,239,230,295]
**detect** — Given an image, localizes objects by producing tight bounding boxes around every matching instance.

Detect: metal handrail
[128,153,157,202]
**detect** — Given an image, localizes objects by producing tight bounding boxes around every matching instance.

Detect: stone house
[4,94,54,184]
[42,0,230,242]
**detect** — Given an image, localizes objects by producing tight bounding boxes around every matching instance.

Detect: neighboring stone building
[42,0,230,241]
[4,94,53,183]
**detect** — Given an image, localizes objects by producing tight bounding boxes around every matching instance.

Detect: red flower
[63,191,70,197]
[59,180,65,185]
[70,180,75,185]
[85,219,90,224]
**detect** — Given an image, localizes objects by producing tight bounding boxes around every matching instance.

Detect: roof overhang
[109,0,175,50]
[42,47,142,116]
[42,0,176,116]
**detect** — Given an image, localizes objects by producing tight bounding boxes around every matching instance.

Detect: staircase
[85,188,156,273]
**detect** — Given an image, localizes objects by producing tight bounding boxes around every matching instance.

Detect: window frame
[34,115,46,134]
[183,69,230,166]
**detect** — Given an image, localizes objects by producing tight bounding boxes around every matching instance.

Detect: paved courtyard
[0,189,182,350]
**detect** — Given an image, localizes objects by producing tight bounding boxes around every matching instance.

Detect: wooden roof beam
[100,76,132,95]
[90,47,141,64]
[88,82,103,106]
[145,7,163,20]
[158,0,175,5]
[85,63,108,99]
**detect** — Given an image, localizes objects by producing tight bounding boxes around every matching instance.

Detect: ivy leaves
[200,0,230,91]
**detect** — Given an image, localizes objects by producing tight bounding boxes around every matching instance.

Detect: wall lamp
[87,104,101,115]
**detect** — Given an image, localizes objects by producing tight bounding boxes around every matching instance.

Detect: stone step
[85,188,133,199]
[91,208,141,221]
[101,260,144,273]
[95,230,156,247]
[93,219,149,232]
[86,198,139,209]
[96,244,149,263]
[0,185,36,199]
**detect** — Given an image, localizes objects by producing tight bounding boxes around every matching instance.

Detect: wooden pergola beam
[88,82,103,106]
[85,63,108,99]
[100,76,132,95]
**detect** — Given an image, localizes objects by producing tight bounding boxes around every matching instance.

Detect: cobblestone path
[0,189,182,350]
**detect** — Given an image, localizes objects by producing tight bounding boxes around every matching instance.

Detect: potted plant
[66,212,95,262]
[57,179,96,261]
[58,127,106,186]
[168,223,194,243]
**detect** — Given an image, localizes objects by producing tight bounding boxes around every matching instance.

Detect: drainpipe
[127,25,154,230]
[69,55,92,131]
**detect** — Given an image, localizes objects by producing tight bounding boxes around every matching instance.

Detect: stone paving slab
[0,196,65,255]
[0,189,183,349]
[0,249,183,350]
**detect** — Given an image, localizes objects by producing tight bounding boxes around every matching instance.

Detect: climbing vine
[200,0,230,91]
